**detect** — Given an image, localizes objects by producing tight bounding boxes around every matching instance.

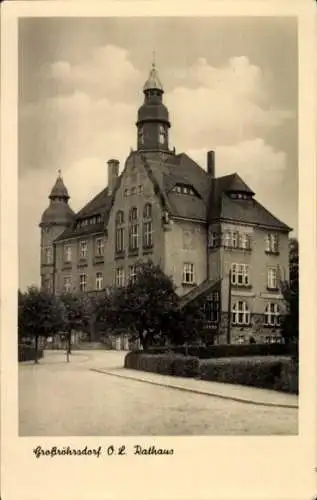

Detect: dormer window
[229,192,252,200]
[172,184,197,197]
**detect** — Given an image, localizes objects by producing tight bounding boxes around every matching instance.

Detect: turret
[136,58,172,154]
[39,170,75,293]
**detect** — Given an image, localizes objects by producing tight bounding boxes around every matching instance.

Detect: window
[240,233,251,250]
[115,211,125,253]
[129,207,139,251]
[210,232,219,248]
[128,265,137,283]
[96,215,101,224]
[231,231,239,248]
[143,203,153,249]
[95,272,104,291]
[44,246,53,265]
[79,273,87,293]
[124,188,130,197]
[63,244,72,263]
[267,267,278,289]
[131,186,136,195]
[95,237,104,257]
[232,301,250,326]
[139,127,144,145]
[264,303,280,327]
[138,185,143,194]
[115,267,125,287]
[265,233,279,253]
[63,276,72,293]
[44,278,53,293]
[159,125,165,144]
[79,240,88,259]
[172,184,196,196]
[231,264,250,286]
[204,292,220,323]
[182,263,194,284]
[223,231,231,247]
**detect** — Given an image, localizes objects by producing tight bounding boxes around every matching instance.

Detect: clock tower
[136,60,172,153]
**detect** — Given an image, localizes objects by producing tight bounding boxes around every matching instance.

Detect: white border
[1,2,316,500]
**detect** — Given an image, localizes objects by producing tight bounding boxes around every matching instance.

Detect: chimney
[107,159,119,196]
[207,150,215,178]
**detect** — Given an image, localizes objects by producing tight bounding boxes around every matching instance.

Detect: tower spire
[136,58,171,153]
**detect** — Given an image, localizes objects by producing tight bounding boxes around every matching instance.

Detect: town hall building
[39,62,291,344]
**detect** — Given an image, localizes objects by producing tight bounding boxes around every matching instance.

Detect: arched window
[143,203,153,249]
[264,303,280,327]
[159,125,165,144]
[115,210,124,254]
[232,301,250,326]
[138,127,144,145]
[129,207,139,251]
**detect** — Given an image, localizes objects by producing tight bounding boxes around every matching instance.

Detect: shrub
[18,345,44,362]
[124,352,199,378]
[274,359,298,394]
[199,357,298,393]
[141,343,290,358]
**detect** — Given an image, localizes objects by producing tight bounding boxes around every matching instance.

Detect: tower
[39,170,74,293]
[136,59,172,153]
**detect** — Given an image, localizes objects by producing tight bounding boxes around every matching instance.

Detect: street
[19,350,298,436]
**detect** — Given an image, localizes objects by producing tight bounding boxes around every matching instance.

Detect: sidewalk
[91,367,298,409]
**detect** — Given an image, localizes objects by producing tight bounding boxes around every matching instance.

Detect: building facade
[40,62,291,344]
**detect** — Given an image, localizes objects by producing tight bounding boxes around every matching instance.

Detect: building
[39,61,291,344]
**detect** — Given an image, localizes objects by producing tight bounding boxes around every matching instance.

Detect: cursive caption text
[33,445,174,458]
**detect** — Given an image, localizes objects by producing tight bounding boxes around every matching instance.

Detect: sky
[18,16,298,290]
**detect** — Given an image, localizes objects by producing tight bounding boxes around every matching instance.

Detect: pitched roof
[54,187,113,242]
[76,187,110,219]
[142,152,211,221]
[219,195,291,231]
[179,279,221,309]
[208,173,291,231]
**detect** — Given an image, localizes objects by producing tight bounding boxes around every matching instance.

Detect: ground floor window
[232,300,250,326]
[264,302,280,326]
[204,292,220,323]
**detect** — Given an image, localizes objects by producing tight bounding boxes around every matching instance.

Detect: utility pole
[227,269,232,344]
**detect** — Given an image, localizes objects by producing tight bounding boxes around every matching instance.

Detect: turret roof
[49,170,69,200]
[143,63,164,92]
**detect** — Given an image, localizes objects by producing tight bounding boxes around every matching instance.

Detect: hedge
[125,352,298,394]
[18,345,44,362]
[124,352,199,378]
[199,357,298,394]
[140,343,294,359]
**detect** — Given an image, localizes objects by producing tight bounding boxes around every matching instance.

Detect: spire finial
[152,50,156,68]
[57,169,62,178]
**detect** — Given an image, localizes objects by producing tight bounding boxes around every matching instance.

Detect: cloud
[188,138,287,187]
[167,56,293,149]
[41,45,142,99]
[19,156,117,290]
[187,139,293,229]
[20,90,136,172]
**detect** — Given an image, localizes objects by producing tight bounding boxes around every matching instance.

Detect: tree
[109,261,179,350]
[18,286,63,363]
[280,238,299,347]
[59,292,91,356]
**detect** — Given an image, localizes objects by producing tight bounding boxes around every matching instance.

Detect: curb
[90,369,298,409]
